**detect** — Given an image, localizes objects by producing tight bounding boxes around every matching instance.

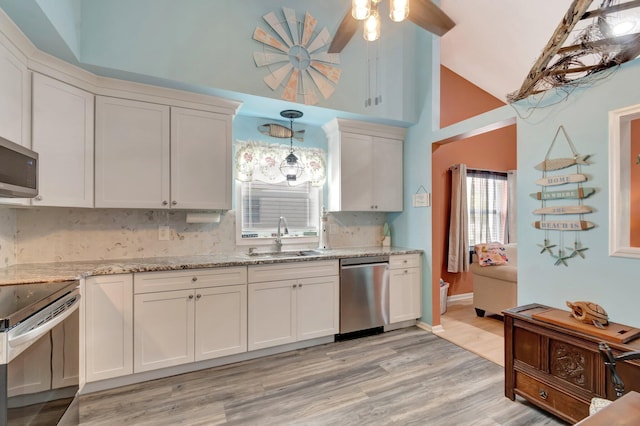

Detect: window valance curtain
[234,140,326,187]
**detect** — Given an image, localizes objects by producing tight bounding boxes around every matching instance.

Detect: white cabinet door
[85,275,133,382]
[372,137,403,212]
[171,107,232,210]
[339,132,374,211]
[248,280,296,351]
[134,289,195,372]
[389,267,421,323]
[296,275,339,340]
[0,40,29,146]
[95,96,170,208]
[32,73,94,207]
[195,284,247,361]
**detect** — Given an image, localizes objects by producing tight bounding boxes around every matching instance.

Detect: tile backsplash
[11,208,387,264]
[0,208,17,267]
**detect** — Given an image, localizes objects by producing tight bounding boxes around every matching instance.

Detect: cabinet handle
[404,270,408,274]
[172,201,177,205]
[375,205,378,209]
[192,277,198,282]
[188,294,194,299]
[196,294,201,299]
[162,200,168,206]
[371,205,375,209]
[299,284,303,288]
[538,390,548,400]
[293,284,297,288]
[34,195,42,201]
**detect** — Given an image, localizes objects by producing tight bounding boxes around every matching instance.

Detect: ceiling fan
[328,0,456,53]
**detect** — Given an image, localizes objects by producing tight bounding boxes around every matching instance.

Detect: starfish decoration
[566,242,588,259]
[553,249,573,266]
[538,239,556,255]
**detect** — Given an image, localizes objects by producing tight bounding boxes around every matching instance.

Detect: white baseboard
[416,321,433,333]
[447,292,473,302]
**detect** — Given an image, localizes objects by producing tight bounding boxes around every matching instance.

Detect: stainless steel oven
[0,281,80,425]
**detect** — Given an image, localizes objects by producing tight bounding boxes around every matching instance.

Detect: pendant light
[390,0,409,22]
[279,109,304,181]
[352,0,371,20]
[363,5,381,41]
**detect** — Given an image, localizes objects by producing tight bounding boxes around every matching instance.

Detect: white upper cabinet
[95,97,233,210]
[95,96,171,209]
[0,39,29,146]
[170,107,232,210]
[32,73,94,207]
[323,118,406,212]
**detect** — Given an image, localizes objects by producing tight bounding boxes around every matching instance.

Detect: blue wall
[516,61,640,327]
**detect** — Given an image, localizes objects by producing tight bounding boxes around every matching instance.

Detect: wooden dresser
[504,304,640,424]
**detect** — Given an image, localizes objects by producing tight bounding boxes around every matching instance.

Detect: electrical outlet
[158,225,170,241]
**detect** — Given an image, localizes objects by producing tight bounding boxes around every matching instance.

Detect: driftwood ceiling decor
[508,0,640,103]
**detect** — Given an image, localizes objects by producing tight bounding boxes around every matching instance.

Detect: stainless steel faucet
[275,216,289,251]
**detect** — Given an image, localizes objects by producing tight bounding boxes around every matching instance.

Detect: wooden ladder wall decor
[509,0,640,103]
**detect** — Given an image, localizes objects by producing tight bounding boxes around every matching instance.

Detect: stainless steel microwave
[0,136,38,198]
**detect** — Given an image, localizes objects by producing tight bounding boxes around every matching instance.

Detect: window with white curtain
[234,140,326,246]
[466,170,508,247]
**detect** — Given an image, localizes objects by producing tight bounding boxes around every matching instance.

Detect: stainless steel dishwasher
[339,255,390,335]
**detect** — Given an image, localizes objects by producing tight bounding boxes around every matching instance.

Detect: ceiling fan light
[389,0,409,22]
[352,0,371,20]
[363,9,381,41]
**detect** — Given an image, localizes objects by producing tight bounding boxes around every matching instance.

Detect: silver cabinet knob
[171,201,177,205]
[188,294,194,299]
[162,200,168,206]
[192,277,198,282]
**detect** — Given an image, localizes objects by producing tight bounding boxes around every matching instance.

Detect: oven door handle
[8,295,81,348]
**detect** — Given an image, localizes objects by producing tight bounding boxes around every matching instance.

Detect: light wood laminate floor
[437,298,505,366]
[77,327,565,425]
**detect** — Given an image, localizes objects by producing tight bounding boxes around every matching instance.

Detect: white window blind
[467,170,508,247]
[240,181,319,239]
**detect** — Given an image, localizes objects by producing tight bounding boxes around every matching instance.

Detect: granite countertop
[0,246,423,285]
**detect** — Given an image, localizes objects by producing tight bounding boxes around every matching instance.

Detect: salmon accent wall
[432,127,517,298]
[630,119,640,246]
[440,66,505,128]
[433,65,515,325]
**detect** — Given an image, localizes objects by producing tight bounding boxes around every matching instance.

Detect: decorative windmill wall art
[252,8,341,105]
[531,125,596,266]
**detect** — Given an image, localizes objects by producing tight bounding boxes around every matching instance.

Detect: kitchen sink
[247,250,323,258]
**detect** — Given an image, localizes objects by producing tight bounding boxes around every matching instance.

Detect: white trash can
[440,282,449,315]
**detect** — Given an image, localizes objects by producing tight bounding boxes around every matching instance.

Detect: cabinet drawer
[389,254,420,269]
[248,260,338,283]
[515,371,589,423]
[134,267,247,293]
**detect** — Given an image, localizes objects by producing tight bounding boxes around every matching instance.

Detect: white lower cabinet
[84,274,134,383]
[133,267,247,373]
[248,261,339,351]
[389,254,422,323]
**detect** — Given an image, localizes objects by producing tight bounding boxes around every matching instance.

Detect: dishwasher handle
[340,262,389,270]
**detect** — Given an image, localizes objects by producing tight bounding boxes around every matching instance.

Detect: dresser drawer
[515,371,589,424]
